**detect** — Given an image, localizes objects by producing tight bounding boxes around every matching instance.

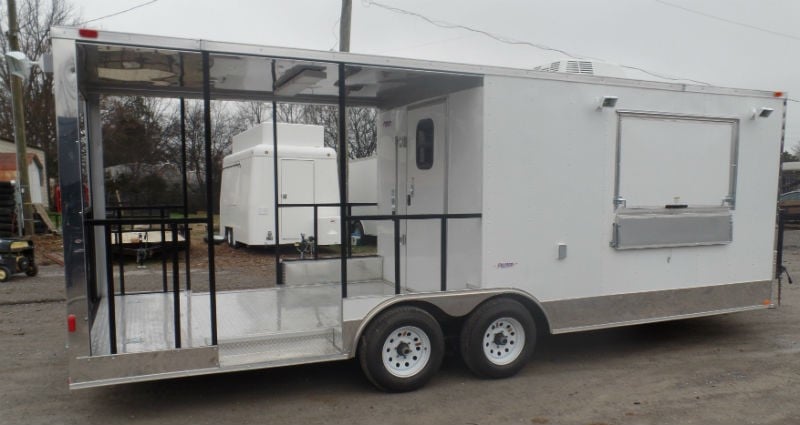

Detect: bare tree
[238,101,269,126]
[0,0,79,203]
[237,102,376,159]
[161,100,245,212]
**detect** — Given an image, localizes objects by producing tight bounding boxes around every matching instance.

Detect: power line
[618,65,710,86]
[653,0,800,42]
[365,0,710,85]
[79,0,161,25]
[330,16,341,51]
[365,0,584,59]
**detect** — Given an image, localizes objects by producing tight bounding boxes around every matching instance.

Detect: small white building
[0,142,48,207]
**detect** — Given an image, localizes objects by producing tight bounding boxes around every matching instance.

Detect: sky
[63,0,800,150]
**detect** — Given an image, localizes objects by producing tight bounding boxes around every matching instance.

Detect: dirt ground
[1,233,800,424]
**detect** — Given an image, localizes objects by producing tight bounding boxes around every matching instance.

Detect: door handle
[282,193,288,200]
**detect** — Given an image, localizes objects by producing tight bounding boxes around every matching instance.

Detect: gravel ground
[1,233,800,425]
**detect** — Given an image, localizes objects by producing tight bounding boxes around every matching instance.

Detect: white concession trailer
[52,27,786,392]
[219,122,341,246]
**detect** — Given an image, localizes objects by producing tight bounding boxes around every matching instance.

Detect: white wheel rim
[382,326,432,378]
[483,317,525,366]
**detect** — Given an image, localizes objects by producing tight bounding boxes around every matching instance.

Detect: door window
[416,118,434,170]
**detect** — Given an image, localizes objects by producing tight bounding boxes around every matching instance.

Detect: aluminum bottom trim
[543,280,773,333]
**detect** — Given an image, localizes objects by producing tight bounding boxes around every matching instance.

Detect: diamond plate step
[217,327,343,367]
[282,256,383,285]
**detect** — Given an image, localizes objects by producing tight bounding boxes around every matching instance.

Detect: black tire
[0,207,12,216]
[0,266,10,282]
[25,264,37,277]
[0,181,12,189]
[0,199,15,207]
[359,306,444,392]
[0,223,13,231]
[460,298,536,379]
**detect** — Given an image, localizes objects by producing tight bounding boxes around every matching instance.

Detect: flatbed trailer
[51,27,786,391]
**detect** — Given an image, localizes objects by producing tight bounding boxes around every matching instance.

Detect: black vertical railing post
[104,226,117,354]
[777,210,785,306]
[338,62,348,299]
[777,209,785,279]
[180,98,192,292]
[313,205,319,259]
[270,60,281,286]
[160,207,167,292]
[116,209,125,295]
[394,217,401,295]
[184,225,192,291]
[202,51,218,346]
[440,217,447,292]
[171,222,181,349]
[346,205,353,258]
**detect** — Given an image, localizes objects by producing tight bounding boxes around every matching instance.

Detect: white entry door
[404,102,446,292]
[280,159,315,243]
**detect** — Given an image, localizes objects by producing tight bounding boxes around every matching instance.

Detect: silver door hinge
[400,234,406,245]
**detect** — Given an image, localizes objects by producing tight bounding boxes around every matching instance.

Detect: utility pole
[5,0,35,237]
[339,0,352,52]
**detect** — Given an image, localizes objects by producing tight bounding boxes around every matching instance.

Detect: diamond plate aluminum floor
[90,280,395,362]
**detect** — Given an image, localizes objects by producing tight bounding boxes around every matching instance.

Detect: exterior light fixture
[274,68,327,97]
[3,51,51,81]
[4,51,31,80]
[598,95,618,110]
[752,107,773,119]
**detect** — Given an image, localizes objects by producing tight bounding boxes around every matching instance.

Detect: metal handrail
[347,213,482,294]
[87,216,201,354]
[106,205,184,211]
[87,217,207,225]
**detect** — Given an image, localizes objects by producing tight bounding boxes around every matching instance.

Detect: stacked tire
[32,211,48,234]
[0,182,15,237]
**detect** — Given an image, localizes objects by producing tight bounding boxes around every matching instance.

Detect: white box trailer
[52,27,786,392]
[347,155,378,237]
[219,122,341,246]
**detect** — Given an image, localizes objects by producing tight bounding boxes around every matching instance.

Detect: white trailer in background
[348,155,378,238]
[53,28,786,393]
[219,122,340,246]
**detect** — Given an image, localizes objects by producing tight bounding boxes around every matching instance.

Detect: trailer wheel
[0,266,10,282]
[25,264,37,277]
[460,298,536,379]
[359,306,444,392]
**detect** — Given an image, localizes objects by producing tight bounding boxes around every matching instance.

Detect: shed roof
[0,153,43,182]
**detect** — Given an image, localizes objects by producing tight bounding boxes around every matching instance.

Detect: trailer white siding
[446,87,484,290]
[481,75,781,308]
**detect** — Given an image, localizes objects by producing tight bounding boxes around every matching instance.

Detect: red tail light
[67,314,76,333]
[78,28,99,39]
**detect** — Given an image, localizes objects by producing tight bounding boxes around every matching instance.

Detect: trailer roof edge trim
[50,26,782,99]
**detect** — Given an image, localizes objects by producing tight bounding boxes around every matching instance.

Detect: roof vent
[534,60,625,78]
